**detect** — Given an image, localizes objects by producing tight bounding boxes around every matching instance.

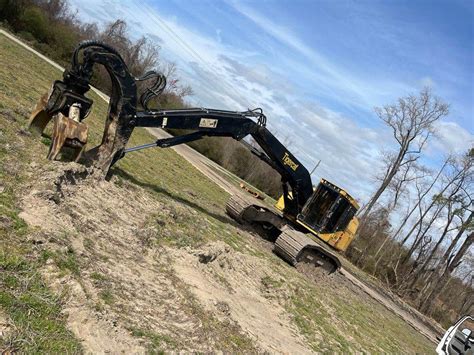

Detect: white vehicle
[437,315,474,355]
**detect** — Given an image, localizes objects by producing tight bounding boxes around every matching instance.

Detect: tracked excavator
[29,41,359,274]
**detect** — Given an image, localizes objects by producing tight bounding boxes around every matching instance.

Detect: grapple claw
[29,42,138,174]
[47,113,88,162]
[28,93,54,134]
[29,90,89,162]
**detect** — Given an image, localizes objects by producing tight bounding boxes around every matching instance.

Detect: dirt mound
[19,163,154,353]
[18,162,259,352]
[171,242,313,354]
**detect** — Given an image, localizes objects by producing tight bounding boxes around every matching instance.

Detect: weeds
[0,251,82,353]
[128,327,175,353]
[99,289,114,305]
[0,37,82,353]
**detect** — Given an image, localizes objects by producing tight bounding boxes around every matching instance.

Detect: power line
[137,2,253,108]
[126,3,221,97]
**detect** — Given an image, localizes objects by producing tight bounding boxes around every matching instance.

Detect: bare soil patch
[18,162,257,352]
[171,242,313,353]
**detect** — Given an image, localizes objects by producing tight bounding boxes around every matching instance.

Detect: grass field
[0,33,435,353]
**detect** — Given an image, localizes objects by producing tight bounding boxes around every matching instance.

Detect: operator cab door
[298,182,356,234]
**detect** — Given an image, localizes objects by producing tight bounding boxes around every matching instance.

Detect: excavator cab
[276,179,359,252]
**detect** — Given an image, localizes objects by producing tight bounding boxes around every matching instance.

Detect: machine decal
[199,118,218,128]
[282,152,299,171]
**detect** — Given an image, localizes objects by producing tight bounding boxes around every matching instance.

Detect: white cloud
[229,1,414,110]
[430,121,474,155]
[419,76,435,88]
[278,101,384,202]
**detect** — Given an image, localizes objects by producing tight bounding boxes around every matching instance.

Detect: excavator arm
[29,41,313,213]
[128,108,313,212]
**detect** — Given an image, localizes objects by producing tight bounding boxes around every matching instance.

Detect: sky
[69,0,474,204]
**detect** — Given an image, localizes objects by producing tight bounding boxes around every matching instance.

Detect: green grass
[263,268,436,353]
[90,272,115,306]
[207,162,277,204]
[0,35,83,353]
[0,253,82,353]
[0,32,435,353]
[99,289,114,305]
[52,248,81,276]
[129,327,176,353]
[0,158,79,342]
[90,272,108,282]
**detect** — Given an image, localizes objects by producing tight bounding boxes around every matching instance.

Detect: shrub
[19,6,49,42]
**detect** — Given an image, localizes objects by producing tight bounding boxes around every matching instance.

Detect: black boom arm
[129,108,314,212]
[33,41,314,212]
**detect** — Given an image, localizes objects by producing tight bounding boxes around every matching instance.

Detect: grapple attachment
[29,40,141,175]
[29,81,92,162]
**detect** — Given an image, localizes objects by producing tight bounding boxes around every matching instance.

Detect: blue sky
[70,0,473,203]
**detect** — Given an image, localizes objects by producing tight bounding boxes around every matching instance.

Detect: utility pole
[310,160,321,176]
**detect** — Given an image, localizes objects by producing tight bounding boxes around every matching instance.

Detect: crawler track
[274,227,340,273]
[226,194,340,274]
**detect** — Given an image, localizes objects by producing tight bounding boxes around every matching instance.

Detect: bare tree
[398,155,468,249]
[388,158,427,209]
[37,0,77,24]
[415,151,473,310]
[353,207,391,266]
[391,159,449,243]
[407,189,471,290]
[419,231,474,314]
[457,271,474,317]
[372,162,431,272]
[436,210,473,272]
[95,19,192,105]
[360,88,449,224]
[402,194,447,265]
[390,151,472,294]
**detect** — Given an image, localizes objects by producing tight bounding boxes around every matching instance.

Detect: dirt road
[147,128,243,196]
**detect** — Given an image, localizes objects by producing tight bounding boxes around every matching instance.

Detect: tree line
[0,0,192,105]
[347,88,473,327]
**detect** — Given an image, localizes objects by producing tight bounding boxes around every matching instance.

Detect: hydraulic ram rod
[124,131,205,153]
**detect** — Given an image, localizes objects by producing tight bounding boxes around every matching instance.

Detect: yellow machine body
[275,179,359,252]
